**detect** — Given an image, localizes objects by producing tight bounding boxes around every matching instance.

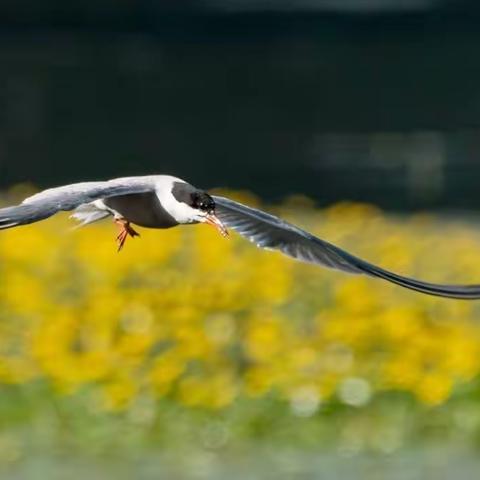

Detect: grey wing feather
[0,178,155,230]
[213,195,480,300]
[213,196,362,274]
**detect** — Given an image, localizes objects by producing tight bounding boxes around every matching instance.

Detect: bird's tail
[70,203,111,227]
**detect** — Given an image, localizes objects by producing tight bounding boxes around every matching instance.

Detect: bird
[0,174,480,300]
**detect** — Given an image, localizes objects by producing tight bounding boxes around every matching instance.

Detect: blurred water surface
[4,446,480,480]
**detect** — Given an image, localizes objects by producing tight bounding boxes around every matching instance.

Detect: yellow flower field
[1,191,480,416]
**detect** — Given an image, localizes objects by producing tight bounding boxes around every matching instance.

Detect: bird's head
[169,181,228,237]
[190,191,215,215]
[189,191,229,237]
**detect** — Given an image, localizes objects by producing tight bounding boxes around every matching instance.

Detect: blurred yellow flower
[0,198,479,411]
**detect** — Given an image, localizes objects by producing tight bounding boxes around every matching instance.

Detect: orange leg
[114,218,140,252]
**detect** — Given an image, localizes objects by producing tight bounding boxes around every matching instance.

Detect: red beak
[205,213,229,237]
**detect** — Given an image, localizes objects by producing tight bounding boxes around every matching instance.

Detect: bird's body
[23,175,198,228]
[2,174,480,300]
[103,193,178,229]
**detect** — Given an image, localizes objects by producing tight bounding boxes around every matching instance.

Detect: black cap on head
[172,182,215,213]
[190,191,215,212]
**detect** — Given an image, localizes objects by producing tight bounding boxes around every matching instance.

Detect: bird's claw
[115,219,140,252]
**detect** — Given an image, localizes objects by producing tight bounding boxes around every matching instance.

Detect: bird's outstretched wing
[0,177,156,230]
[213,195,480,300]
